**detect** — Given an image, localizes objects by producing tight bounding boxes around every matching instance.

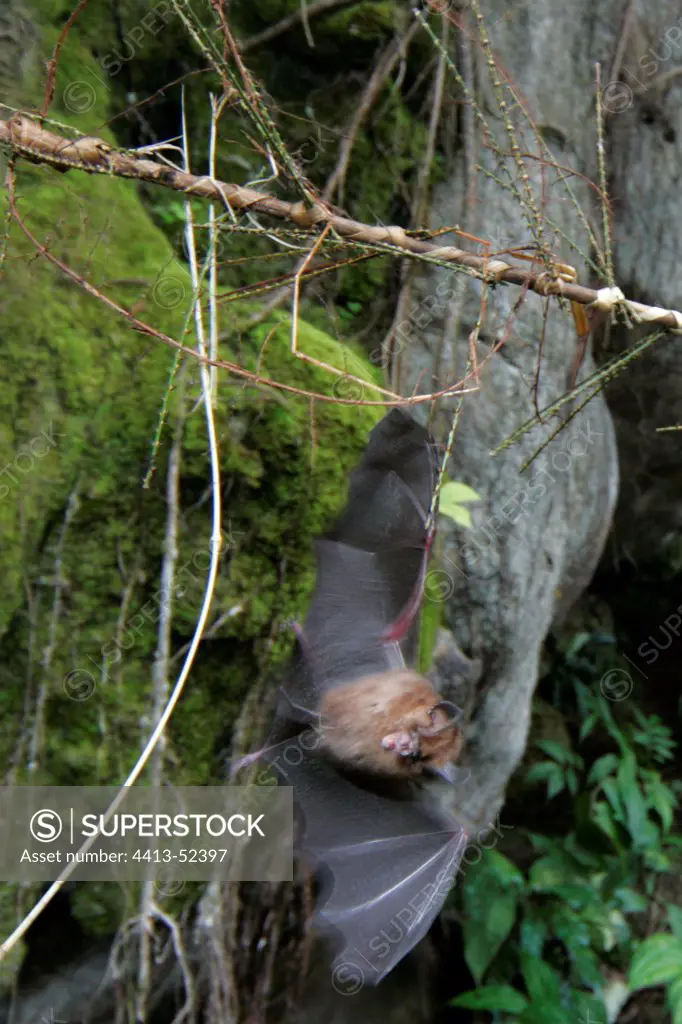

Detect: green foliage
[0,7,383,968]
[526,740,584,799]
[627,904,682,1022]
[416,480,480,671]
[451,635,681,1023]
[439,480,481,529]
[462,851,524,984]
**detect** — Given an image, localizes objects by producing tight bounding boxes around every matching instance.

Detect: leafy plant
[526,740,584,799]
[450,635,681,1023]
[629,906,682,1023]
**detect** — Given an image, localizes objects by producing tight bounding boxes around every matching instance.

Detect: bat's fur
[319,668,462,777]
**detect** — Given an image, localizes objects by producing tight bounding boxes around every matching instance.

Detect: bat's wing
[329,408,436,554]
[266,741,468,986]
[281,411,438,712]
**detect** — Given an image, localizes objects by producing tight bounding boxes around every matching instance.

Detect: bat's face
[319,669,462,778]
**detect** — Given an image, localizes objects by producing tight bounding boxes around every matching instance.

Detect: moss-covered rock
[0,9,384,972]
[0,0,444,987]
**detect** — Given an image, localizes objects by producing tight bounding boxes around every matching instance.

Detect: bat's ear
[419,699,462,737]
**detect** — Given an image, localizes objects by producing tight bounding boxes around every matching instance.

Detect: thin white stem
[0,92,223,969]
[208,93,227,408]
[136,368,185,1022]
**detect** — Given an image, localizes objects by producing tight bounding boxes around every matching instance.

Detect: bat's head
[319,669,462,778]
[380,696,463,770]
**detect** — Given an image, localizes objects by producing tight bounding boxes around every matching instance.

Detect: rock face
[396,0,627,832]
[603,1,682,565]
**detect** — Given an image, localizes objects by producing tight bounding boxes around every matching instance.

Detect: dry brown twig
[2,141,479,409]
[3,115,681,338]
[288,222,400,399]
[322,23,421,206]
[40,0,91,116]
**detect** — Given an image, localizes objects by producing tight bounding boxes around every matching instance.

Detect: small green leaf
[462,853,522,982]
[617,751,648,845]
[484,849,526,888]
[529,856,569,890]
[519,1007,574,1024]
[629,933,682,990]
[645,847,672,872]
[669,974,682,1024]
[573,991,610,1024]
[536,739,572,763]
[669,906,682,942]
[602,778,625,822]
[588,753,619,785]
[526,762,558,785]
[646,777,676,833]
[520,910,548,956]
[614,887,649,913]
[441,480,481,504]
[521,952,563,1004]
[463,892,518,984]
[580,712,598,741]
[564,631,591,659]
[451,984,528,1012]
[439,481,480,528]
[547,768,567,800]
[638,818,661,850]
[546,884,599,909]
[441,503,473,528]
[591,801,622,846]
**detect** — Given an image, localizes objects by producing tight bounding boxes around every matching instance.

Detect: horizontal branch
[3,114,682,334]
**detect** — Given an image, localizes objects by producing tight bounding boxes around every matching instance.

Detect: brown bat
[235,409,469,985]
[318,668,462,776]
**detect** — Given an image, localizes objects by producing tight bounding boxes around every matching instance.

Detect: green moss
[0,886,25,989]
[319,1,398,40]
[0,0,425,968]
[68,883,129,939]
[249,0,397,40]
[1,136,379,959]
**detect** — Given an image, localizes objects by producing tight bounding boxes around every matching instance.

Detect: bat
[235,409,469,985]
